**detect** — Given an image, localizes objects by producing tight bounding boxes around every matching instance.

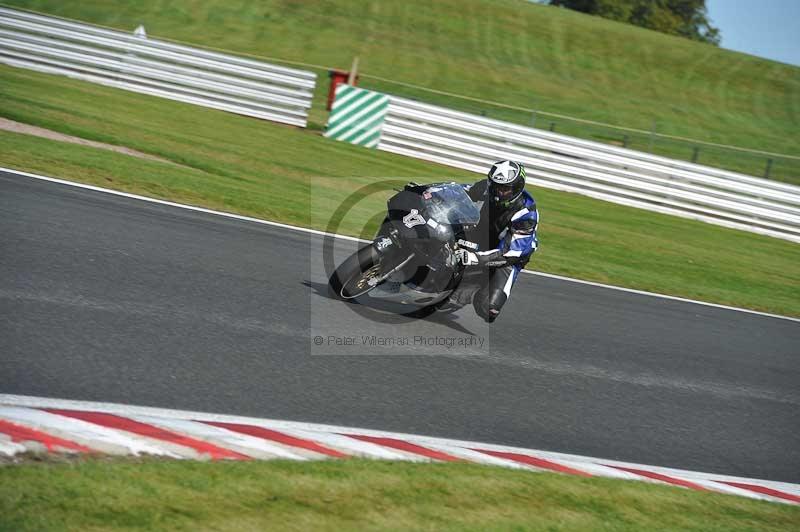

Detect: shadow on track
[301,280,478,336]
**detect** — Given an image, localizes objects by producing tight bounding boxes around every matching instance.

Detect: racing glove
[457,248,513,269]
[456,249,481,266]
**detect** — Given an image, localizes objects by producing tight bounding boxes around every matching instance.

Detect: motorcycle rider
[454,160,539,323]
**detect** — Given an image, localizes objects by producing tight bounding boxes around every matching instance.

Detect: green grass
[1,457,798,531]
[4,0,800,182]
[1,64,799,316]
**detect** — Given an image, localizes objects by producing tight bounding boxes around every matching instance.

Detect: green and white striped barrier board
[325,85,390,148]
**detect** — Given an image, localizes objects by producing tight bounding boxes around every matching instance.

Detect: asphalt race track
[2,170,799,482]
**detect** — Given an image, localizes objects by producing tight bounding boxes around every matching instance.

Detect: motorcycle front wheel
[328,245,440,318]
[329,244,384,300]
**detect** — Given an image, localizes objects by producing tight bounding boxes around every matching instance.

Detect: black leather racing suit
[460,179,539,322]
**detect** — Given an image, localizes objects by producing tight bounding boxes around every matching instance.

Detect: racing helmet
[487,160,526,208]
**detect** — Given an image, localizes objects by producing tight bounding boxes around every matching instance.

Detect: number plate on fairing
[402,209,426,228]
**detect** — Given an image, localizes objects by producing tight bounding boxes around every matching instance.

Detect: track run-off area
[1,168,798,484]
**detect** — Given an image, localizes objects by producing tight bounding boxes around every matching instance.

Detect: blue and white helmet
[487,160,526,208]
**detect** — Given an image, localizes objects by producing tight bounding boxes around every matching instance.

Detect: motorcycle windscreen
[423,184,480,226]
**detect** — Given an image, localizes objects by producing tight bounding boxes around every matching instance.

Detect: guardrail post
[692,146,700,163]
[622,134,629,148]
[549,122,556,132]
[764,158,773,179]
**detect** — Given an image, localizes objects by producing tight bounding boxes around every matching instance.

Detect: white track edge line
[2,393,797,494]
[2,166,797,323]
[526,271,800,323]
[0,166,363,243]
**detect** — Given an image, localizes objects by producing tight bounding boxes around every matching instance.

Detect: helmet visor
[491,182,517,200]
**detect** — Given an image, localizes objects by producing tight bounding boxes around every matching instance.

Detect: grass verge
[4,0,799,182]
[1,65,799,316]
[1,456,798,531]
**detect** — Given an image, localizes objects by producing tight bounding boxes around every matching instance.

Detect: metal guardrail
[0,7,316,127]
[376,96,800,244]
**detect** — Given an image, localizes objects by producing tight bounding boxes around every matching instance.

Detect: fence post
[549,121,556,132]
[691,146,700,163]
[347,57,359,85]
[764,158,773,179]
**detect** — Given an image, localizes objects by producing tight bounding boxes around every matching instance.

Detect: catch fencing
[0,7,316,127]
[327,85,800,243]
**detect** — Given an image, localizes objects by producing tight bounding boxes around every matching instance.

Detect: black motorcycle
[328,182,481,317]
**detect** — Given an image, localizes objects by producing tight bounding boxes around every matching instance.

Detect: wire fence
[358,77,800,186]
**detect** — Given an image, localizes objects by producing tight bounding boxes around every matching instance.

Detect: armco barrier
[0,7,316,127]
[327,85,800,243]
